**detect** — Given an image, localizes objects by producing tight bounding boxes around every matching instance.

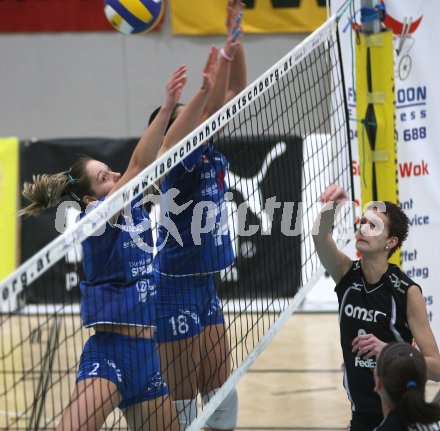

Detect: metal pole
[360,0,381,34]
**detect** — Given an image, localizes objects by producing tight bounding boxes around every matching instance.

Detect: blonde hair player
[313,184,440,431]
[20,49,219,431]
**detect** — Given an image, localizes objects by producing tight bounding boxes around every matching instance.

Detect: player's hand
[163,65,187,110]
[226,0,245,33]
[201,46,219,92]
[319,184,348,206]
[222,3,243,60]
[222,26,242,61]
[352,333,387,360]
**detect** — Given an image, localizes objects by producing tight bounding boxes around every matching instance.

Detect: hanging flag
[332,0,440,334]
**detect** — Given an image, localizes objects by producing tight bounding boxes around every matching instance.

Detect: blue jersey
[80,195,156,328]
[155,140,235,275]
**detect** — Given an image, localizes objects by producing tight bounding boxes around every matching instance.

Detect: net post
[360,0,381,34]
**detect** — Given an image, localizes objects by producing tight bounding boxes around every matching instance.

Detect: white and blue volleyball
[104,0,164,34]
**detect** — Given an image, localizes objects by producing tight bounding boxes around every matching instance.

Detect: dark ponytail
[148,103,184,131]
[377,342,440,425]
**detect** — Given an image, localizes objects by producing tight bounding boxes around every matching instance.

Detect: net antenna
[0,13,353,431]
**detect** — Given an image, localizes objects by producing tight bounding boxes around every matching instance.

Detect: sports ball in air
[104,0,164,34]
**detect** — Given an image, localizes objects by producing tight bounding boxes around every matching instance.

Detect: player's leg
[57,332,124,431]
[158,336,202,430]
[120,335,179,431]
[199,275,231,394]
[199,323,231,395]
[124,395,179,431]
[198,275,237,431]
[155,273,204,430]
[200,323,237,431]
[158,336,202,400]
[56,378,120,431]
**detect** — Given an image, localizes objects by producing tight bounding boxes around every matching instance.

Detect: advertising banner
[170,0,327,35]
[331,0,440,331]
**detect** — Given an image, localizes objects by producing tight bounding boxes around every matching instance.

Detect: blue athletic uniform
[77,333,167,408]
[77,195,168,407]
[80,195,156,328]
[154,141,233,342]
[154,273,224,341]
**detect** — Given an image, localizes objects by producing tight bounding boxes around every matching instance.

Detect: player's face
[355,209,390,255]
[85,159,121,199]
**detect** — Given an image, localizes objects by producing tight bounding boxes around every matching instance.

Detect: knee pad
[174,398,198,431]
[203,388,238,430]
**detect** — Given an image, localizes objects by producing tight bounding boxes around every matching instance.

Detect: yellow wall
[0,137,19,279]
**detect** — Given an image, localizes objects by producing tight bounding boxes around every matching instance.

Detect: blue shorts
[76,332,168,409]
[154,272,225,342]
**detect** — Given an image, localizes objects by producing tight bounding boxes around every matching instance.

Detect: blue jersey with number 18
[155,140,235,275]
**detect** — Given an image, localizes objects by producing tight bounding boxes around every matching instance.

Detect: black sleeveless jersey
[374,410,406,430]
[336,260,420,413]
[374,410,440,430]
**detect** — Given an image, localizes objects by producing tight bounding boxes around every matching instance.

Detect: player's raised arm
[225,0,247,102]
[107,65,187,196]
[158,46,219,156]
[312,184,352,283]
[199,7,243,123]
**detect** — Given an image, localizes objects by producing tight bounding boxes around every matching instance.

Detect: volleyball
[104,0,164,34]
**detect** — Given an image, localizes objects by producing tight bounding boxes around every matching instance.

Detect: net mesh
[0,16,353,431]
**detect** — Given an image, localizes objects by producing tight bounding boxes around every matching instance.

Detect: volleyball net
[0,15,353,431]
